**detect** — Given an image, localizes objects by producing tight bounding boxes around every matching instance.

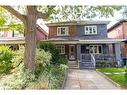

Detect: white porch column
[114,43,121,64]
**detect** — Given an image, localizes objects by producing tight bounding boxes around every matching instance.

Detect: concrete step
[80,61,95,69]
[68,61,78,69]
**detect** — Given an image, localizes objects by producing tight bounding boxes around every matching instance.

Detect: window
[56,45,65,54]
[89,45,102,54]
[84,26,97,35]
[57,27,69,36]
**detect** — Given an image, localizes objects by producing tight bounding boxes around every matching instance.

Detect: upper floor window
[57,27,69,36]
[84,26,97,35]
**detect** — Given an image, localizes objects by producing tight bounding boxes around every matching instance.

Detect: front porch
[77,43,121,69]
[46,38,125,69]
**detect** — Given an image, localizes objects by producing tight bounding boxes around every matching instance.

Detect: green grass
[97,68,127,89]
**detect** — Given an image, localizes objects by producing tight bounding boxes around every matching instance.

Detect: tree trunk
[24,7,37,70]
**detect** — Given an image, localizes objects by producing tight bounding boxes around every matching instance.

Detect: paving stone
[64,69,119,89]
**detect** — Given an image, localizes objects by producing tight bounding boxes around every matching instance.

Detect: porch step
[68,61,78,69]
[80,61,95,69]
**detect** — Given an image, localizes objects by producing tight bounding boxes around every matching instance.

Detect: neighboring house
[46,21,124,69]
[36,24,48,41]
[108,19,127,63]
[0,24,48,50]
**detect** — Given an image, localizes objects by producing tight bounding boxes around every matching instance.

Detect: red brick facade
[108,21,127,58]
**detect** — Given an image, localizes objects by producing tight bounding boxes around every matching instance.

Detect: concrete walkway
[64,69,119,89]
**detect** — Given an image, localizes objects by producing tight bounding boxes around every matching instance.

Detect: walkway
[64,69,119,89]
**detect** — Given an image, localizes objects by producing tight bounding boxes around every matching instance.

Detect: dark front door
[69,45,76,60]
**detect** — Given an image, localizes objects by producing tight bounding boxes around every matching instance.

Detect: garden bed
[97,68,127,89]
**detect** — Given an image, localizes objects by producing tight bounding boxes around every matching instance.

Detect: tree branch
[2,6,26,24]
[37,12,47,19]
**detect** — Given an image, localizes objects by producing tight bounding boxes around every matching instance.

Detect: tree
[0,5,122,70]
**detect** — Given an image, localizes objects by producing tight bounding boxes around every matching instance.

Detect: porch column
[114,43,121,64]
[77,44,81,61]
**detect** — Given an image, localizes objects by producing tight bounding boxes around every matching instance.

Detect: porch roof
[0,37,25,44]
[43,38,126,44]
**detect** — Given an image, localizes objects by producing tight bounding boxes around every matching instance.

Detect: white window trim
[57,27,69,36]
[84,26,97,35]
[89,45,102,54]
[56,45,65,54]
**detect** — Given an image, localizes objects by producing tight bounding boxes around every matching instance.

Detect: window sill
[83,34,98,36]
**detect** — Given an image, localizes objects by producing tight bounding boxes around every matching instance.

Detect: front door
[69,45,76,60]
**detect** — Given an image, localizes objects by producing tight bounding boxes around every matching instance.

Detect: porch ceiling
[0,37,25,44]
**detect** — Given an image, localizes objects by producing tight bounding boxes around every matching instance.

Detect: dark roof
[108,19,127,32]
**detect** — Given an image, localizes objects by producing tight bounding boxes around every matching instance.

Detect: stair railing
[90,53,96,68]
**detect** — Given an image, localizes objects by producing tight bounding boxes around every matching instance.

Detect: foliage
[97,68,127,88]
[58,55,68,65]
[0,46,14,64]
[0,62,12,74]
[0,46,67,89]
[96,61,117,68]
[33,64,67,89]
[37,5,122,22]
[35,49,51,66]
[38,42,60,65]
[11,46,24,68]
[0,46,14,74]
[0,63,36,90]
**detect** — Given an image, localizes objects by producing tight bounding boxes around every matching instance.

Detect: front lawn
[97,68,127,89]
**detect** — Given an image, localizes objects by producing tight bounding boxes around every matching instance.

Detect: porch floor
[64,69,119,89]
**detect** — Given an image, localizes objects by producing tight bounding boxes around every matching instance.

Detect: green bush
[0,46,14,64]
[35,49,51,66]
[0,46,14,74]
[34,64,67,89]
[96,61,117,68]
[38,42,60,65]
[0,63,36,90]
[0,45,67,89]
[11,46,24,68]
[58,56,68,65]
[0,62,12,74]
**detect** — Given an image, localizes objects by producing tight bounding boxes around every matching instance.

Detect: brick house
[108,19,127,63]
[0,24,48,50]
[46,21,124,69]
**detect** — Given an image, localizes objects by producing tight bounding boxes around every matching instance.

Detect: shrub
[11,46,24,68]
[35,49,51,66]
[0,46,14,64]
[96,61,117,68]
[0,62,12,74]
[35,49,52,76]
[0,46,14,74]
[0,63,36,90]
[58,56,68,65]
[38,42,60,65]
[0,45,67,89]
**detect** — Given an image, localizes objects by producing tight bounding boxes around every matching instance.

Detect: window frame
[84,26,97,35]
[56,45,65,54]
[57,27,69,36]
[89,45,103,54]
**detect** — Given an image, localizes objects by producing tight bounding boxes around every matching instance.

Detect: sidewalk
[64,69,119,89]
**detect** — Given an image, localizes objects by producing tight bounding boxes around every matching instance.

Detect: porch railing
[80,54,116,62]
